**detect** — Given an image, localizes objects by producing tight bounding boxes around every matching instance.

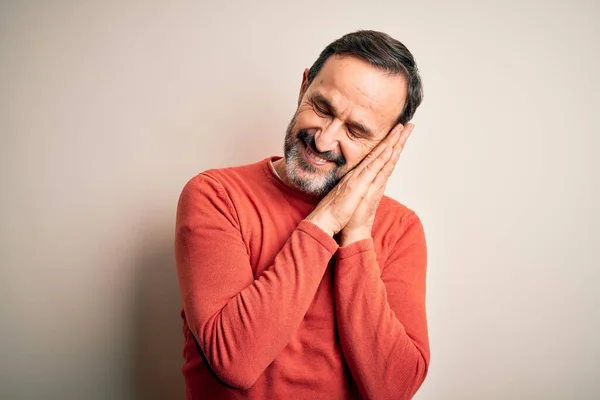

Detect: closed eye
[308,92,375,139]
[313,103,332,117]
[346,127,361,138]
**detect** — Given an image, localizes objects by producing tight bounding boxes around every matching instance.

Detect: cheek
[340,142,370,169]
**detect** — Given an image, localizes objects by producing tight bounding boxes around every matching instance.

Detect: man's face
[283,55,408,196]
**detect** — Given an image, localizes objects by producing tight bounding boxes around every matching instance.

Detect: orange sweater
[175,156,429,399]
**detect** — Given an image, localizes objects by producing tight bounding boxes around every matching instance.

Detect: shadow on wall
[131,237,185,399]
[125,94,281,398]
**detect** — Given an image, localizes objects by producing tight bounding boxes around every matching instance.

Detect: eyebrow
[309,92,374,139]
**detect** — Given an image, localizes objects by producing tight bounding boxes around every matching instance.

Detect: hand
[339,123,414,246]
[305,126,403,237]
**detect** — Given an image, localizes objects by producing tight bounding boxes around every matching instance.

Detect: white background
[1,1,598,398]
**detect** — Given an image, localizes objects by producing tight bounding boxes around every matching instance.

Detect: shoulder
[180,158,268,196]
[378,195,422,225]
[203,159,265,184]
[375,195,426,247]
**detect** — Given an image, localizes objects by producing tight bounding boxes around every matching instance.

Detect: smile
[302,142,330,166]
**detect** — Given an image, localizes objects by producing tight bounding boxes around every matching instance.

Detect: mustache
[297,130,346,166]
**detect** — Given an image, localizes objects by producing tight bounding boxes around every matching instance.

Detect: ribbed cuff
[297,220,339,254]
[336,237,374,260]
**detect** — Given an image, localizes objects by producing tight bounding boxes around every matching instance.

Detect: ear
[298,68,309,105]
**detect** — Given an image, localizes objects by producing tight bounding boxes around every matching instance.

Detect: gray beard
[281,112,348,196]
[283,140,345,196]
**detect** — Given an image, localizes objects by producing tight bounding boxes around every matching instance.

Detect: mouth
[301,140,331,167]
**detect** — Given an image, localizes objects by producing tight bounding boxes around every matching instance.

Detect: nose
[313,119,344,154]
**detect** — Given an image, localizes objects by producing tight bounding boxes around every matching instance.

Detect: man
[175,30,429,399]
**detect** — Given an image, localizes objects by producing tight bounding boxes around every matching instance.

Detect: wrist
[305,214,335,237]
[339,228,372,246]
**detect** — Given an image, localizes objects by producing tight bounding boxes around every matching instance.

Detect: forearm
[335,239,429,399]
[178,220,337,389]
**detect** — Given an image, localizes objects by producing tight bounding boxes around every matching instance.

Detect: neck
[272,158,289,184]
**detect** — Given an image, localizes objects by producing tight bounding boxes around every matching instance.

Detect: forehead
[309,56,407,133]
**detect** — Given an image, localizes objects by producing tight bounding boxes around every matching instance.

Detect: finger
[368,124,406,161]
[373,127,411,188]
[365,146,400,193]
[377,124,403,151]
[367,155,397,196]
[386,124,404,148]
[366,124,410,178]
[394,123,414,150]
[359,166,388,213]
[357,144,393,182]
[332,145,391,216]
[380,146,402,177]
[355,126,402,174]
[362,176,385,208]
[363,128,400,162]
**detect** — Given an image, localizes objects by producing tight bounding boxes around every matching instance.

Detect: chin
[284,158,323,195]
[283,128,345,195]
[284,155,340,196]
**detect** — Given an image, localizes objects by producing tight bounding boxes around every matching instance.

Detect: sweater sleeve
[334,213,430,400]
[174,173,338,390]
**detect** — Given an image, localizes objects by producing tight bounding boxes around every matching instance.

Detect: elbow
[207,358,260,390]
[382,348,429,400]
[190,315,262,390]
[196,328,261,390]
[403,353,429,399]
[415,351,429,381]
